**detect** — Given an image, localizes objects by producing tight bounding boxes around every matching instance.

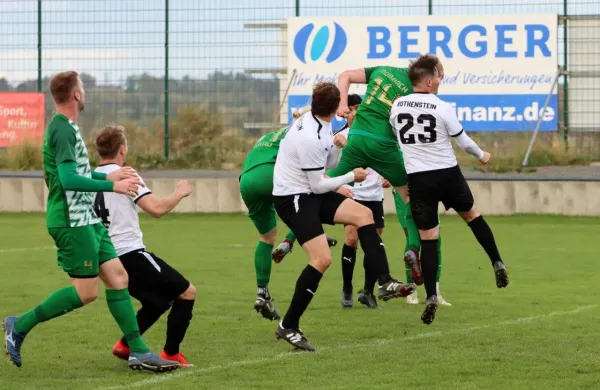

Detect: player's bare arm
[137,180,192,218]
[336,69,367,118]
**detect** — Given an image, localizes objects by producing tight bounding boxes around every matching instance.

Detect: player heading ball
[390,54,510,326]
[272,82,415,352]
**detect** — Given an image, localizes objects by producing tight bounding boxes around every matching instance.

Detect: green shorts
[327,130,407,187]
[239,163,277,235]
[48,223,118,278]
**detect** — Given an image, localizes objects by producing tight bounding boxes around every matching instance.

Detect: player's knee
[72,278,99,305]
[110,266,129,290]
[76,286,99,305]
[460,206,480,224]
[344,228,359,247]
[310,252,332,272]
[179,283,197,301]
[420,226,440,240]
[355,207,374,227]
[260,228,277,245]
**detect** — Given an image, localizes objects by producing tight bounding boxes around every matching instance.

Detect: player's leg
[363,140,423,285]
[435,226,451,306]
[332,195,415,301]
[111,251,169,360]
[273,229,338,263]
[148,255,197,367]
[240,166,280,320]
[3,226,102,368]
[357,202,384,309]
[445,167,509,288]
[407,172,443,325]
[273,194,331,352]
[340,224,358,308]
[458,206,509,288]
[97,225,179,372]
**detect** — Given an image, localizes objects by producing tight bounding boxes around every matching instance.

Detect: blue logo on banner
[293,23,347,63]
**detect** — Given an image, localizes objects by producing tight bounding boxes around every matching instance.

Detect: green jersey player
[3,71,178,372]
[240,122,336,321]
[328,65,447,286]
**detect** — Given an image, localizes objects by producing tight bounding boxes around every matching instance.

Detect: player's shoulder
[94,163,120,174]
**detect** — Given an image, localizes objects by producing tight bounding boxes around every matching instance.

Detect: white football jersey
[389,93,463,174]
[338,127,383,202]
[93,164,151,256]
[273,112,334,196]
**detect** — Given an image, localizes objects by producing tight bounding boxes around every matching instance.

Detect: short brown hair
[96,124,127,159]
[408,54,442,86]
[311,82,340,117]
[49,71,80,105]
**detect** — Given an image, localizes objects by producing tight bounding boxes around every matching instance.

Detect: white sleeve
[442,103,465,137]
[306,170,355,194]
[453,131,484,160]
[133,174,152,203]
[325,146,343,168]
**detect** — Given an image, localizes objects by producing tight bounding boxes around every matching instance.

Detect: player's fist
[381,178,391,188]
[352,168,369,183]
[107,166,138,182]
[113,177,142,197]
[479,151,491,165]
[333,133,347,148]
[336,105,350,118]
[176,180,193,197]
[336,186,354,199]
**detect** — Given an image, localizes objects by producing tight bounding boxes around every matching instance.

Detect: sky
[0,0,598,87]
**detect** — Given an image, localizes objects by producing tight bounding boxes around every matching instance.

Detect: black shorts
[119,249,190,311]
[408,165,474,230]
[355,200,385,229]
[273,191,347,246]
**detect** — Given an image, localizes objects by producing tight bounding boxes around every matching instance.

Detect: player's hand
[381,178,391,188]
[176,180,193,198]
[352,168,369,183]
[336,186,354,198]
[336,105,350,118]
[113,177,142,197]
[333,133,347,148]
[479,151,491,165]
[106,166,138,182]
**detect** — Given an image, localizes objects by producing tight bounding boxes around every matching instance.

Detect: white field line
[97,305,598,390]
[0,246,55,253]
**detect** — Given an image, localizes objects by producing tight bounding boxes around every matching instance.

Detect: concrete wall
[1,178,600,216]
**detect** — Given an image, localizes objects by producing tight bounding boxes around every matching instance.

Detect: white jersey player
[334,95,386,310]
[389,54,509,326]
[92,124,197,367]
[271,82,415,352]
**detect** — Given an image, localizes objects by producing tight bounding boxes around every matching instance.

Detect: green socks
[404,202,421,252]
[14,285,83,334]
[106,288,149,354]
[285,230,296,243]
[437,233,442,282]
[255,241,274,287]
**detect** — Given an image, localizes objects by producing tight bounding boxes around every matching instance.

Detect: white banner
[287,15,559,131]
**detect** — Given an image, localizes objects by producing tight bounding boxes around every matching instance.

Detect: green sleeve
[51,124,77,165]
[92,171,107,181]
[364,67,377,83]
[58,162,114,192]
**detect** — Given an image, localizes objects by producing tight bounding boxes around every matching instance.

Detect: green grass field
[1,213,599,390]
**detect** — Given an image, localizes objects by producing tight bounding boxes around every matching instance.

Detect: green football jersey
[351,66,413,141]
[43,114,100,228]
[241,126,289,174]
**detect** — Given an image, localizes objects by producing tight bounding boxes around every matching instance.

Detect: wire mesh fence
[0,0,598,171]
